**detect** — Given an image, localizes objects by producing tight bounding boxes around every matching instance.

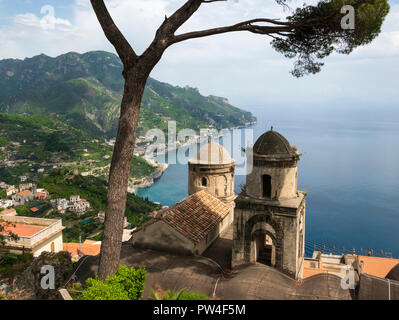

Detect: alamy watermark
[40,5,57,30]
[40,265,55,290]
[340,265,356,290]
[341,5,355,30]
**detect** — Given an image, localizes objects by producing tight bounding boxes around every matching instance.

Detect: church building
[130,129,306,280]
[130,142,236,255]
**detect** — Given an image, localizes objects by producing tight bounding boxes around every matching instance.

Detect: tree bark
[97,69,147,280]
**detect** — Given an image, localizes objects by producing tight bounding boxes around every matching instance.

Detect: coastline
[127,162,169,195]
[129,119,257,195]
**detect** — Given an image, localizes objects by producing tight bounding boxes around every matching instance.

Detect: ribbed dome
[253,130,296,156]
[189,142,234,165]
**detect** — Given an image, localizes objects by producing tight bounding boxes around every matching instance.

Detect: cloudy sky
[0,0,398,114]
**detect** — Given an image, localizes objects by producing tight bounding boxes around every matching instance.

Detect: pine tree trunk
[98,72,146,280]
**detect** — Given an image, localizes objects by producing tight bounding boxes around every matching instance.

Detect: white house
[0,216,64,257]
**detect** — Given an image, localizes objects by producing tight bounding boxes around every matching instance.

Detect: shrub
[80,265,146,300]
[152,286,211,300]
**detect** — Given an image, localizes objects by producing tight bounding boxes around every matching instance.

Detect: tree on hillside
[90,0,389,279]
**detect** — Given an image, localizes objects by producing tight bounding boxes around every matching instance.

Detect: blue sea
[137,104,399,257]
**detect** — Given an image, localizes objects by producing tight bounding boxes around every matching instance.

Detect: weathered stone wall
[131,220,195,255]
[188,163,235,203]
[232,197,305,279]
[246,164,298,200]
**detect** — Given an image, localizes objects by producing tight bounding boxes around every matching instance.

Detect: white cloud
[14,6,72,31]
[0,0,398,108]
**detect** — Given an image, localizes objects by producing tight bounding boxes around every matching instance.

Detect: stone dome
[386,263,399,281]
[189,142,234,165]
[253,130,296,157]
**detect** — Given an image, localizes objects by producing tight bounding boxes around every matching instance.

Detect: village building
[63,240,101,261]
[0,216,64,257]
[12,189,35,206]
[6,185,17,196]
[71,199,90,215]
[36,188,49,200]
[30,207,39,215]
[130,142,236,255]
[54,198,69,213]
[19,183,33,192]
[6,186,16,196]
[97,211,105,221]
[0,208,17,217]
[0,199,14,209]
[70,195,80,203]
[52,196,90,215]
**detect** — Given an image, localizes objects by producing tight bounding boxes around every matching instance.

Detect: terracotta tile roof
[30,207,39,212]
[63,243,101,257]
[83,240,97,244]
[161,190,232,244]
[0,222,45,237]
[17,190,32,196]
[357,255,399,278]
[0,209,16,215]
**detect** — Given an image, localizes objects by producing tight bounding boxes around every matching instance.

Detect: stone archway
[252,229,276,267]
[244,214,284,270]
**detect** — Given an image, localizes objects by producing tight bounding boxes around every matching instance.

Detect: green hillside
[0,113,156,185]
[0,51,256,137]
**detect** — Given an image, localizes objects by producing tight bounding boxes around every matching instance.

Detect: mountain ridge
[0,51,256,138]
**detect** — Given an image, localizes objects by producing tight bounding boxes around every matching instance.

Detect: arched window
[201,177,207,187]
[262,175,272,198]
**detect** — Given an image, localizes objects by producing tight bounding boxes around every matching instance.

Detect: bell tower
[232,129,306,280]
[188,142,235,205]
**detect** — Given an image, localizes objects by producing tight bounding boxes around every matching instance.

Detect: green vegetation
[130,156,156,179]
[75,265,146,300]
[0,252,33,281]
[152,286,212,300]
[0,112,157,185]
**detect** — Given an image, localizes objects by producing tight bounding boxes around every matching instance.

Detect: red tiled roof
[30,207,39,212]
[161,190,232,244]
[357,255,399,278]
[63,243,101,257]
[17,190,32,196]
[0,222,45,237]
[0,209,16,215]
